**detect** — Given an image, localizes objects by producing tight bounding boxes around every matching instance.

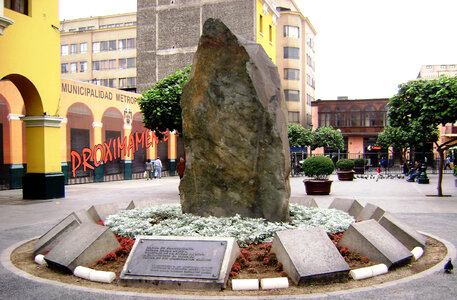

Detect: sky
[59,0,457,100]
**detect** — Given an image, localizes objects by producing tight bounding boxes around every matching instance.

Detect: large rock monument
[179,18,290,222]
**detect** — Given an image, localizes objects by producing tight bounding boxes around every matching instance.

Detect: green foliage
[312,126,344,151]
[454,166,457,177]
[336,159,354,171]
[353,158,366,167]
[288,124,313,148]
[302,156,335,179]
[138,66,191,138]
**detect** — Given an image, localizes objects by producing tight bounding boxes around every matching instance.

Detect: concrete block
[125,199,156,210]
[290,197,319,208]
[339,220,413,268]
[328,198,363,218]
[356,203,385,221]
[33,213,81,256]
[378,212,426,249]
[272,228,350,285]
[87,203,119,223]
[44,223,120,273]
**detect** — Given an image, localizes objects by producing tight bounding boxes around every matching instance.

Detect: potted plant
[336,159,355,181]
[353,158,366,174]
[302,156,335,195]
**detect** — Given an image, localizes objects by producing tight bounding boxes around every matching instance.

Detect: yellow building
[256,0,279,63]
[1,0,64,199]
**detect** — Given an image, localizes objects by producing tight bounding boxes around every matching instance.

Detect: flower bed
[105,204,355,247]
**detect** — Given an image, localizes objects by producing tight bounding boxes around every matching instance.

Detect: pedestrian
[402,162,409,175]
[444,156,452,170]
[407,161,421,182]
[145,159,152,180]
[176,157,186,179]
[154,157,162,179]
[376,165,381,182]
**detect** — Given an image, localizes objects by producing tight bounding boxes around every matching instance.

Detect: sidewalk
[0,174,456,299]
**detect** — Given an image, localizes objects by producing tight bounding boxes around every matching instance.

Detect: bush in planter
[336,159,355,171]
[302,156,335,180]
[353,158,366,168]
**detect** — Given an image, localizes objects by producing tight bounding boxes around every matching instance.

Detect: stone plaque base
[120,236,240,290]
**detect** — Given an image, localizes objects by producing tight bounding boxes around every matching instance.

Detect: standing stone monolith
[179,18,290,222]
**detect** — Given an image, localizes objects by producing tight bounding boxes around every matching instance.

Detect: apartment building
[275,0,316,129]
[60,13,137,92]
[417,64,457,79]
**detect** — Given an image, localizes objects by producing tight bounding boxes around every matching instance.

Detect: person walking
[176,157,186,179]
[145,159,153,180]
[154,157,162,179]
[376,165,381,182]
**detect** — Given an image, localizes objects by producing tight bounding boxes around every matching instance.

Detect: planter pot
[303,179,333,195]
[337,170,355,181]
[354,167,365,175]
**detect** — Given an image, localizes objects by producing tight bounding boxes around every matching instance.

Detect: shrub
[353,158,366,167]
[454,166,457,177]
[302,156,335,179]
[336,159,355,171]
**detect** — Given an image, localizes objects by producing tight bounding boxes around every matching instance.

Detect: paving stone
[356,203,385,221]
[339,219,413,268]
[33,213,81,256]
[87,203,119,223]
[328,198,363,218]
[378,212,426,249]
[272,228,350,285]
[120,236,240,290]
[125,199,156,210]
[44,223,120,273]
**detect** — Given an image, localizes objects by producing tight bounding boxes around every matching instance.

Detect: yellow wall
[1,1,60,116]
[256,0,277,63]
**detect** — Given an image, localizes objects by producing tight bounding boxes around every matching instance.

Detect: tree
[312,126,344,151]
[387,76,457,196]
[288,123,313,148]
[138,66,191,138]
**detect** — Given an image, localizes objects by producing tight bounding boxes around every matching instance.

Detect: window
[70,44,78,54]
[127,58,136,68]
[88,26,95,30]
[101,79,115,88]
[364,106,376,127]
[127,38,135,49]
[425,65,432,69]
[335,107,346,127]
[80,62,87,73]
[70,62,77,73]
[119,58,127,69]
[100,41,108,52]
[284,68,300,80]
[269,25,273,42]
[109,40,117,51]
[100,60,109,70]
[127,77,136,87]
[288,111,300,124]
[92,61,100,71]
[118,39,127,50]
[284,47,299,59]
[284,25,299,38]
[92,79,100,85]
[69,28,76,32]
[259,15,264,34]
[61,63,69,74]
[109,59,116,70]
[78,27,86,31]
[61,45,69,56]
[92,42,100,53]
[119,77,136,88]
[80,43,87,54]
[284,90,299,102]
[5,0,28,15]
[350,107,361,126]
[319,108,331,127]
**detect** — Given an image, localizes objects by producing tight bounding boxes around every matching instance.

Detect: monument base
[22,172,65,199]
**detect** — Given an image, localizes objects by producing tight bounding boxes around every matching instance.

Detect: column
[123,123,132,180]
[92,122,104,182]
[7,113,24,188]
[21,115,65,199]
[60,117,68,184]
[168,131,177,176]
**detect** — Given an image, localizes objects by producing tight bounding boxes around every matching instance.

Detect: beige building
[274,0,316,128]
[417,64,457,79]
[60,13,137,92]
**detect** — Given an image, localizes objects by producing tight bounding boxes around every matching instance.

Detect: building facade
[311,98,389,166]
[417,64,457,79]
[275,0,316,129]
[136,0,279,92]
[60,13,137,92]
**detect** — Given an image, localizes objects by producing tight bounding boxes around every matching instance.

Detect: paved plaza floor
[0,174,456,299]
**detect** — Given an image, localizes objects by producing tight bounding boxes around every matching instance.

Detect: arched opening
[102,108,124,178]
[66,103,94,180]
[350,106,361,127]
[4,74,44,115]
[132,113,147,176]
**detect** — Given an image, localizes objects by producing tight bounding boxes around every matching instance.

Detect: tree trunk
[437,147,444,197]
